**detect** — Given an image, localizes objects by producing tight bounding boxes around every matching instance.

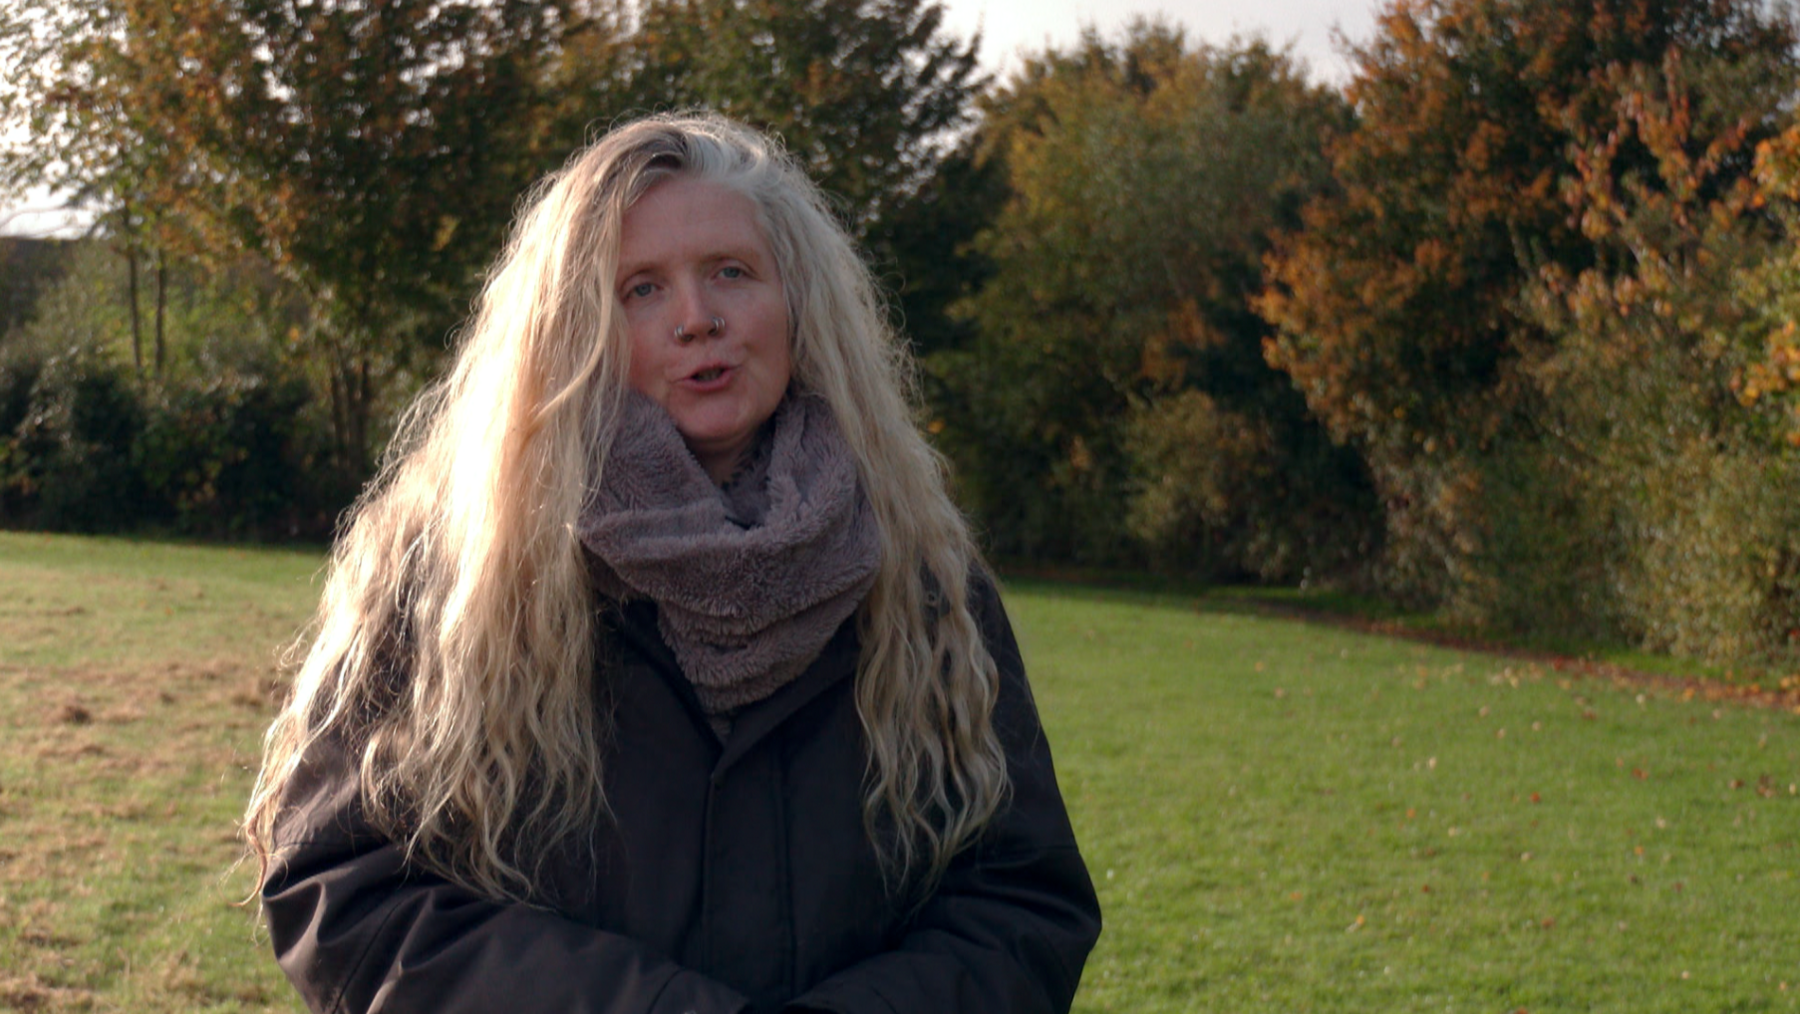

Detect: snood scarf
[577,391,880,731]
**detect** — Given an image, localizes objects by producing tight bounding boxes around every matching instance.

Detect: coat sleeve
[260,733,751,1014]
[781,577,1103,1014]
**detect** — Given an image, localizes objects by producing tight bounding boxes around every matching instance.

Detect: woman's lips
[680,362,734,391]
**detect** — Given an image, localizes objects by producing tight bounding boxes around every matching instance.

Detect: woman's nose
[673,293,725,343]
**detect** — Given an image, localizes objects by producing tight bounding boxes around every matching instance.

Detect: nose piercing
[673,316,725,343]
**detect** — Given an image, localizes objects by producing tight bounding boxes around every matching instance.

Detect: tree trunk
[353,351,370,469]
[120,197,143,376]
[316,315,380,490]
[154,248,167,378]
[327,352,349,468]
[125,248,142,377]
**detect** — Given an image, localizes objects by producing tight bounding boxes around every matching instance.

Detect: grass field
[0,533,1795,1012]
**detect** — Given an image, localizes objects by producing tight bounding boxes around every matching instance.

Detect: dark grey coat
[261,581,1101,1014]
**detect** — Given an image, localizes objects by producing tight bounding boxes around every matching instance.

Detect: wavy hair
[244,113,1009,903]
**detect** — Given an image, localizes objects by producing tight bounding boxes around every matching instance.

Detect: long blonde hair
[244,114,1009,903]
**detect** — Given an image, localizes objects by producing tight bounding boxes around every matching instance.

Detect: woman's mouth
[682,363,734,389]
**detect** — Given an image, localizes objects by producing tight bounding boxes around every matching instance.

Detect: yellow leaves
[1735,316,1800,433]
[1753,125,1800,202]
[430,214,459,252]
[1138,299,1214,385]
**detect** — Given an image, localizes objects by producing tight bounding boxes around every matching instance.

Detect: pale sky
[945,0,1380,81]
[0,0,1383,238]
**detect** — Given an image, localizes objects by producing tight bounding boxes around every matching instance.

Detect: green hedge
[0,344,337,539]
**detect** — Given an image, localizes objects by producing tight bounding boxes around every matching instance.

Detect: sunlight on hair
[245,113,1009,904]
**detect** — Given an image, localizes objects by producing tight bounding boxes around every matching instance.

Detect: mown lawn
[0,533,1795,1012]
[1023,580,1800,1013]
[0,532,320,1013]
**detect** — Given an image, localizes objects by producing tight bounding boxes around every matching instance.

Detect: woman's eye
[627,281,656,299]
[719,265,744,280]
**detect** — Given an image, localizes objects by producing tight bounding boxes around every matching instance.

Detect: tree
[935,22,1377,577]
[626,0,979,229]
[3,0,614,477]
[1490,44,1800,660]
[0,240,328,536]
[1,0,193,379]
[1257,0,1799,606]
[1735,125,1800,445]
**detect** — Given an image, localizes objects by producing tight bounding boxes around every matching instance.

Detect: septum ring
[674,316,725,343]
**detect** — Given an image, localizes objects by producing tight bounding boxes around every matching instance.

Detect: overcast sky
[0,0,1384,238]
[945,0,1381,81]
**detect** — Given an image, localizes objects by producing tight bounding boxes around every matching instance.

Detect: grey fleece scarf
[577,391,879,726]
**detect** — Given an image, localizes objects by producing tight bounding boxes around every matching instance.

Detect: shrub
[2,345,145,531]
[137,371,320,536]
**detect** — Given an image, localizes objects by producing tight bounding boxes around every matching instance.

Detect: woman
[244,113,1100,1014]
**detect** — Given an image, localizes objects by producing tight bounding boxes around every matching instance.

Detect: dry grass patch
[1,533,317,1013]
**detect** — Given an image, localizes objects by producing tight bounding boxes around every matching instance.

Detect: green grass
[1009,578,1800,1013]
[1005,563,1747,685]
[1,534,1795,1012]
[0,532,320,1013]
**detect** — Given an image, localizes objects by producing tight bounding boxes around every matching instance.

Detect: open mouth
[691,366,726,382]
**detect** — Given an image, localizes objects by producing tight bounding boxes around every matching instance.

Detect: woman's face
[616,176,793,483]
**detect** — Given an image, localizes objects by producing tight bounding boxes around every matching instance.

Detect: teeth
[695,368,723,381]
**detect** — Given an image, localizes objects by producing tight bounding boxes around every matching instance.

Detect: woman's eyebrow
[618,249,764,284]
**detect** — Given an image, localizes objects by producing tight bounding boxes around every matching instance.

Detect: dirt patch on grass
[50,703,90,726]
[0,654,285,1014]
[4,658,281,737]
[0,972,96,1013]
[0,657,279,885]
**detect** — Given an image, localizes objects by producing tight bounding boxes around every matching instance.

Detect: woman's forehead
[615,178,776,275]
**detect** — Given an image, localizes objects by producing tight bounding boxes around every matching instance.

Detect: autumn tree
[936,22,1376,577]
[0,0,196,377]
[1735,125,1800,444]
[1258,0,1799,608]
[2,0,615,477]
